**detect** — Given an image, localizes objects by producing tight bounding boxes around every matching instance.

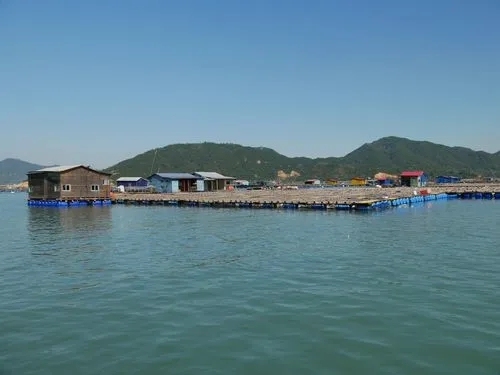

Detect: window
[91,185,100,191]
[62,184,71,191]
[54,185,60,192]
[102,179,109,185]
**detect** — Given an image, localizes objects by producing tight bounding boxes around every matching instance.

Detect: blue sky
[1,0,499,168]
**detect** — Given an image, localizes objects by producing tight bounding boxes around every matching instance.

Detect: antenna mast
[150,149,158,175]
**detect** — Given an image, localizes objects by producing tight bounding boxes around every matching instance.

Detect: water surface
[1,193,499,374]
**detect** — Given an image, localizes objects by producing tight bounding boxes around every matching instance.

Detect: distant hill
[341,137,500,178]
[105,143,318,180]
[0,158,44,184]
[104,137,500,181]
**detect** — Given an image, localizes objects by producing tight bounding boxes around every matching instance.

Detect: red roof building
[400,170,425,177]
[400,170,427,187]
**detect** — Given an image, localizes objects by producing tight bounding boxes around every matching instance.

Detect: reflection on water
[27,206,113,267]
[28,206,112,235]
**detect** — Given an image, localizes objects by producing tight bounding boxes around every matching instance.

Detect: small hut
[400,170,427,187]
[350,177,367,186]
[374,172,398,187]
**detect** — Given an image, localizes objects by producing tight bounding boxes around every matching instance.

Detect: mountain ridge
[104,137,500,180]
[0,158,45,184]
[2,137,499,183]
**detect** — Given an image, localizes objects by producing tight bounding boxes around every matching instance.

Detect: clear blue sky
[1,0,499,168]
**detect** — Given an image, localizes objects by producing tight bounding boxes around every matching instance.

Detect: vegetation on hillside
[105,137,500,181]
[4,137,499,184]
[341,137,500,178]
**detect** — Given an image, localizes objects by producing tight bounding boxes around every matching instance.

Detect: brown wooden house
[27,165,111,200]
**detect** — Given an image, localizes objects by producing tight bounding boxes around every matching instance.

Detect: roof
[401,170,425,177]
[28,165,111,175]
[374,172,398,180]
[31,165,81,173]
[116,177,147,182]
[193,171,235,180]
[150,173,202,180]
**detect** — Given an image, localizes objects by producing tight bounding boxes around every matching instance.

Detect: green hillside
[106,142,319,180]
[341,137,500,177]
[104,137,500,181]
[0,158,44,184]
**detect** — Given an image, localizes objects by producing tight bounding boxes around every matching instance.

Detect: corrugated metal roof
[116,177,145,182]
[28,165,111,175]
[152,173,202,180]
[194,171,235,180]
[33,165,82,173]
[401,170,425,177]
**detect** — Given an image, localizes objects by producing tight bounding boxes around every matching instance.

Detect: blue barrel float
[335,203,351,210]
[311,203,326,210]
[27,199,112,207]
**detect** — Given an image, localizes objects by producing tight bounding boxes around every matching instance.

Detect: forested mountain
[105,137,500,181]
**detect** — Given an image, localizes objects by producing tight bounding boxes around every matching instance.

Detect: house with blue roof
[148,173,204,193]
[116,177,149,188]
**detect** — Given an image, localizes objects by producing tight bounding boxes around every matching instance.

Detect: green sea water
[1,193,499,374]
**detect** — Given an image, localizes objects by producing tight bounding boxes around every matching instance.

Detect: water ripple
[0,194,499,374]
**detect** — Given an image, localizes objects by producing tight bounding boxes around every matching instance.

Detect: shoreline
[111,184,500,204]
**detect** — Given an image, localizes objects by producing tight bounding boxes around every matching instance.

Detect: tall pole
[150,148,158,175]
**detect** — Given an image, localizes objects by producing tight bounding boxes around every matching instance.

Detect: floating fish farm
[26,192,500,212]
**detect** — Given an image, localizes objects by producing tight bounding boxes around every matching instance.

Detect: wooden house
[400,170,427,187]
[148,173,203,193]
[192,172,236,191]
[27,165,111,200]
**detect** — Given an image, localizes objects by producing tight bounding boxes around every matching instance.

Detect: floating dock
[109,192,453,211]
[26,192,499,211]
[27,199,112,207]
